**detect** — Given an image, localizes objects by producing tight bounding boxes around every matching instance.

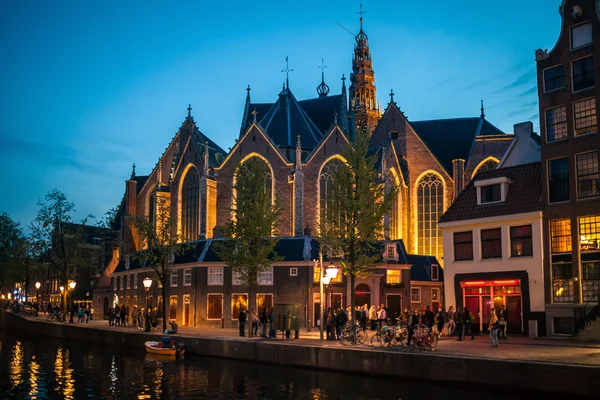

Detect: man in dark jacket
[498,305,508,339]
[238,309,247,337]
[455,306,465,341]
[425,306,434,328]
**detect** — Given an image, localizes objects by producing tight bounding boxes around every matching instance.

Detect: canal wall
[1,310,598,397]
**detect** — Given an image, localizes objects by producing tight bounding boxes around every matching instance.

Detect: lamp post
[320,262,339,340]
[143,277,152,310]
[35,282,41,316]
[318,252,324,340]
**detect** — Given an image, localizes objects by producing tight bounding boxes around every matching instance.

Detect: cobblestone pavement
[30,315,600,367]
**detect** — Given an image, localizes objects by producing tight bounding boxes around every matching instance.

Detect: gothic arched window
[237,157,272,201]
[473,158,499,178]
[148,193,156,227]
[181,168,200,242]
[417,173,444,262]
[319,158,344,228]
[388,170,400,240]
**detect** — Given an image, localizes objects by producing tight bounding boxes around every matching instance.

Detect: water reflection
[0,330,586,400]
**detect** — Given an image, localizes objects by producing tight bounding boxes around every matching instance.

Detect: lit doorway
[183,295,190,326]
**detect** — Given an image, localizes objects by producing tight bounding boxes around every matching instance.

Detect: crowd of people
[239,307,276,337]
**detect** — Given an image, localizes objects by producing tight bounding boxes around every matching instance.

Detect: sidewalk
[30,315,600,366]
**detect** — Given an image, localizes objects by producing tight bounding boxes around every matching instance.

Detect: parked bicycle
[370,325,408,347]
[340,322,368,346]
[48,311,63,323]
[408,325,438,352]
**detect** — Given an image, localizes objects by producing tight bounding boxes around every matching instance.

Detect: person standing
[425,306,434,328]
[132,307,138,329]
[251,308,259,336]
[268,308,275,337]
[447,306,456,336]
[498,305,508,339]
[259,308,268,337]
[238,308,247,337]
[488,308,500,347]
[455,306,465,341]
[463,306,475,340]
[407,310,420,346]
[435,306,445,337]
[377,304,387,327]
[368,305,377,330]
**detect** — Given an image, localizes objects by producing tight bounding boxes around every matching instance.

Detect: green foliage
[99,205,121,230]
[318,133,398,311]
[214,157,282,288]
[0,212,25,291]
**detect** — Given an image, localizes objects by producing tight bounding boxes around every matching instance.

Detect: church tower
[349,4,379,136]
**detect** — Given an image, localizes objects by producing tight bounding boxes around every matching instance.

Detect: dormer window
[431,264,439,281]
[475,177,511,205]
[386,244,396,260]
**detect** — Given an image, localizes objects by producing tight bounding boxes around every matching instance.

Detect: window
[313,266,342,284]
[207,294,223,320]
[170,271,178,287]
[553,317,576,335]
[544,65,565,92]
[431,264,439,281]
[417,173,444,262]
[126,275,130,289]
[169,295,178,320]
[551,219,574,303]
[319,158,344,229]
[386,270,401,285]
[388,170,400,240]
[232,270,243,285]
[481,228,502,259]
[134,273,138,289]
[183,268,192,286]
[573,56,595,92]
[574,98,597,135]
[431,288,440,302]
[231,294,248,320]
[181,167,200,242]
[545,106,568,142]
[480,184,501,203]
[256,294,273,311]
[119,276,124,290]
[548,157,570,203]
[577,152,600,198]
[385,244,396,260]
[113,277,117,291]
[289,267,298,277]
[258,267,273,285]
[580,216,600,252]
[454,231,473,261]
[473,159,498,177]
[510,225,533,257]
[571,22,592,50]
[410,287,421,304]
[208,267,223,285]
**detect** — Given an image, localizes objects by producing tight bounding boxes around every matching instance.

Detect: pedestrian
[90,306,94,321]
[108,307,113,326]
[488,308,500,347]
[368,305,377,330]
[85,306,90,323]
[498,305,508,339]
[377,304,387,327]
[77,306,84,323]
[132,307,138,328]
[360,304,368,331]
[269,308,275,337]
[120,304,127,327]
[425,306,434,328]
[435,306,445,337]
[407,309,420,346]
[115,306,121,327]
[251,308,259,336]
[336,308,347,339]
[463,306,475,340]
[259,308,268,337]
[238,308,247,337]
[326,307,335,340]
[447,306,456,336]
[455,306,465,341]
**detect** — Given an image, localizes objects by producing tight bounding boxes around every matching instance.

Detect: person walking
[488,308,500,347]
[132,307,139,329]
[368,305,377,331]
[238,308,247,337]
[435,306,445,337]
[455,306,465,341]
[463,306,475,340]
[115,306,121,327]
[498,305,508,339]
[251,308,259,336]
[407,310,420,346]
[424,306,434,328]
[447,306,456,336]
[268,308,275,338]
[259,308,268,337]
[360,305,368,331]
[120,304,127,327]
[377,304,387,327]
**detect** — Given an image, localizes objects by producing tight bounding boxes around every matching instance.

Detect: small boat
[144,337,185,356]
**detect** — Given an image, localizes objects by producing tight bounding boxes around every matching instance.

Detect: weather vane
[282,56,294,89]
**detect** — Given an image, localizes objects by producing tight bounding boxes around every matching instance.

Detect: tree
[98,204,121,230]
[318,132,398,318]
[127,196,186,333]
[0,212,24,293]
[214,157,282,336]
[30,190,93,320]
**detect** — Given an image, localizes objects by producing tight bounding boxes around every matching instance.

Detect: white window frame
[431,287,440,303]
[170,271,178,287]
[410,287,421,304]
[571,21,593,50]
[126,274,131,289]
[183,268,192,286]
[232,270,243,285]
[289,267,298,277]
[208,267,224,286]
[386,269,401,285]
[134,273,138,289]
[386,244,396,260]
[113,277,117,291]
[431,264,439,281]
[258,266,274,286]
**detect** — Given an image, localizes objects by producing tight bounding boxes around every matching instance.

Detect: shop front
[454,271,534,335]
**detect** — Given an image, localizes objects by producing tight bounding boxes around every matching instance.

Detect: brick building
[536,0,600,335]
[95,11,514,326]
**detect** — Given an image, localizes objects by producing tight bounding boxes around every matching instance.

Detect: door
[183,295,190,326]
[313,293,321,327]
[465,296,480,333]
[354,284,371,309]
[482,297,492,331]
[146,296,153,312]
[169,295,178,321]
[331,294,342,310]
[506,296,522,333]
[386,295,401,319]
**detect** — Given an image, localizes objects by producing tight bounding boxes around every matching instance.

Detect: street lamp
[325,263,339,280]
[34,282,41,316]
[59,286,65,292]
[143,277,152,291]
[68,281,76,291]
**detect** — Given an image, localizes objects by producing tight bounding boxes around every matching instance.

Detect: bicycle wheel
[370,333,384,347]
[341,331,355,346]
[429,335,438,350]
[357,330,368,344]
[408,340,416,352]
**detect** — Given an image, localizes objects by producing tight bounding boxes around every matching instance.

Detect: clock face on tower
[356,120,367,135]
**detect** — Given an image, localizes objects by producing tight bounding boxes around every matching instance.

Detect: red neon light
[462,281,487,286]
[493,280,519,286]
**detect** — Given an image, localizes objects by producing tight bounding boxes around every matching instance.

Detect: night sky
[0,0,562,227]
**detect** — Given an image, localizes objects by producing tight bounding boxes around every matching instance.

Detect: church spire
[316,58,330,98]
[480,99,485,118]
[349,3,379,136]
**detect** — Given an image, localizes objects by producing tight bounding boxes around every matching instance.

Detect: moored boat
[144,337,185,356]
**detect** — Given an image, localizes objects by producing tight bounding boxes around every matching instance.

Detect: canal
[0,330,579,399]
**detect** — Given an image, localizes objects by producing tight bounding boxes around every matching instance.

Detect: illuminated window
[148,193,156,227]
[181,167,200,242]
[169,295,177,320]
[231,294,248,320]
[580,216,600,252]
[417,174,444,262]
[473,159,498,177]
[551,219,574,303]
[208,267,223,286]
[410,287,421,303]
[256,294,273,311]
[387,171,400,239]
[386,270,401,285]
[313,266,342,284]
[510,225,533,257]
[454,231,473,261]
[319,158,344,229]
[431,288,440,302]
[551,219,572,253]
[573,56,595,92]
[207,294,223,320]
[545,106,568,142]
[481,228,502,259]
[576,152,600,199]
[548,157,570,203]
[544,65,565,92]
[574,98,597,135]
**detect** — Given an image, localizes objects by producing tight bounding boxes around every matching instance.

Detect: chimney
[514,121,533,141]
[452,159,465,200]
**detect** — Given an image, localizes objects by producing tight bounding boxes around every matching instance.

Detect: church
[96,12,514,327]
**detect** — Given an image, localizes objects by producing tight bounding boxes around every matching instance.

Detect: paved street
[27,315,600,367]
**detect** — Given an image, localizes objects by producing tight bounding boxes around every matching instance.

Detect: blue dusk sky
[0,0,562,226]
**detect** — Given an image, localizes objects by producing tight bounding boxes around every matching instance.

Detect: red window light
[461,281,487,286]
[492,280,520,286]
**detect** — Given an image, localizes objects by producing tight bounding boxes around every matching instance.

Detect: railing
[574,292,599,333]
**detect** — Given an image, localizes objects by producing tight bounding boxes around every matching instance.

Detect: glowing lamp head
[322,276,332,285]
[325,263,339,280]
[35,282,41,290]
[68,281,76,290]
[143,277,153,291]
[59,286,65,292]
[1,295,4,300]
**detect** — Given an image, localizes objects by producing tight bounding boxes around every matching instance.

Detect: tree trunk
[248,285,255,338]
[161,264,168,333]
[62,267,68,322]
[350,273,356,323]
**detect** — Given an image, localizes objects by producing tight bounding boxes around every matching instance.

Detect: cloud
[520,101,538,108]
[492,67,536,94]
[455,59,535,92]
[428,75,460,90]
[528,114,539,122]
[518,86,537,97]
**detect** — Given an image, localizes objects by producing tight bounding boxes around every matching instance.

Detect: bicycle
[48,311,63,323]
[339,322,366,346]
[370,325,407,347]
[408,326,437,352]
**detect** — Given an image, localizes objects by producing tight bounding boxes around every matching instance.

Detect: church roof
[192,124,226,168]
[410,117,505,175]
